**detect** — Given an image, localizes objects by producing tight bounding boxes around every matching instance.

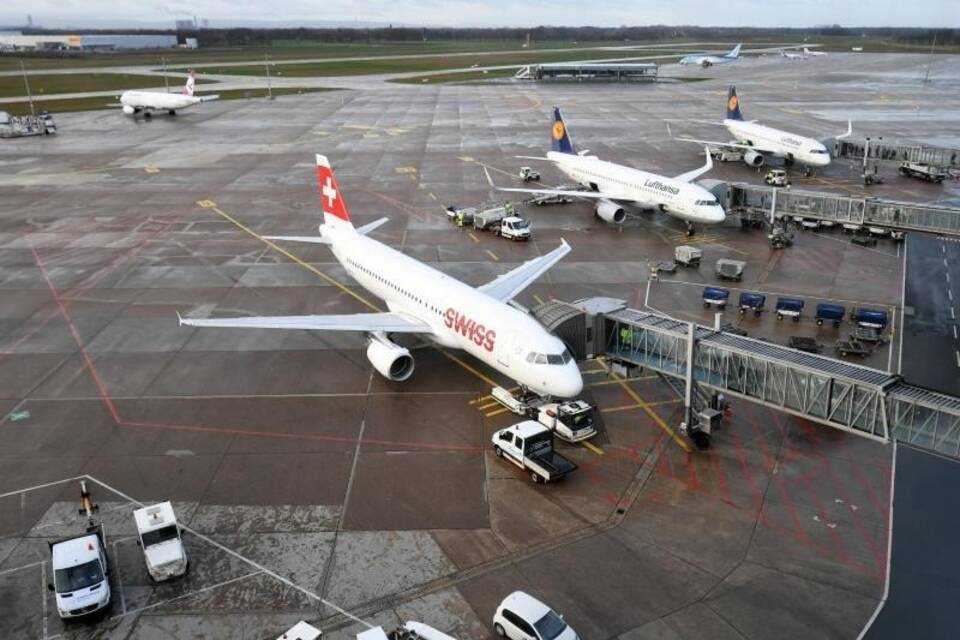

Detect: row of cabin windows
[346,258,443,317]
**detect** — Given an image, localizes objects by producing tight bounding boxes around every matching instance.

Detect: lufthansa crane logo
[727,95,739,111]
[552,121,565,140]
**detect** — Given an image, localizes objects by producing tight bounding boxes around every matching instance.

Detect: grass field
[0,86,332,116]
[175,49,691,78]
[0,73,214,99]
[0,40,629,72]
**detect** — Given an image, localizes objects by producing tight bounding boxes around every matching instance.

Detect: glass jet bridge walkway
[536,299,960,457]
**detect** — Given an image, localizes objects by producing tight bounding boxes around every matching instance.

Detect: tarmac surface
[1,51,958,639]
[901,233,960,395]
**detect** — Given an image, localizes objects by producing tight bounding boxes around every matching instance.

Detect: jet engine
[367,337,415,381]
[122,105,135,115]
[742,149,764,167]
[596,200,626,224]
[701,60,712,68]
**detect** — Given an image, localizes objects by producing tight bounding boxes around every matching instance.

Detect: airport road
[900,233,960,395]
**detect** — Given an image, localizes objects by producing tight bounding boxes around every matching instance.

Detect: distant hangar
[515,62,658,82]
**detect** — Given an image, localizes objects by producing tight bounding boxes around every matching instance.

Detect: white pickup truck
[492,421,577,483]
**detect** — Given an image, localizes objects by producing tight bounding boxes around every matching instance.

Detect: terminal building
[514,62,658,82]
[0,33,184,51]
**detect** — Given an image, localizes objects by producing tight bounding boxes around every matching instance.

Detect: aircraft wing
[479,240,570,302]
[673,147,713,183]
[673,135,775,155]
[483,168,632,201]
[198,94,220,102]
[178,311,431,333]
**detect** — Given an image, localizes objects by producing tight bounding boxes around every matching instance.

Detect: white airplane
[485,107,725,236]
[780,49,808,60]
[119,71,218,118]
[178,155,583,398]
[678,43,741,67]
[803,47,827,57]
[672,86,852,172]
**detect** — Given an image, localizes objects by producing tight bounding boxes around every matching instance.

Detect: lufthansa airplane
[672,86,851,173]
[178,155,583,398]
[486,107,725,236]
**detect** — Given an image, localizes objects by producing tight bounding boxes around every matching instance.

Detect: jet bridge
[836,139,960,168]
[534,298,960,457]
[702,180,960,237]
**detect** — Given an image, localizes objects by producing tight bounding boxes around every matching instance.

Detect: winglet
[176,311,184,326]
[837,119,853,140]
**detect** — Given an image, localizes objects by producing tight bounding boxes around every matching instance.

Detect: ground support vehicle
[492,421,577,483]
[703,286,730,309]
[674,245,702,267]
[898,161,948,183]
[776,297,805,321]
[738,292,766,317]
[788,336,822,353]
[134,501,188,582]
[835,339,872,357]
[815,303,846,328]
[715,259,745,282]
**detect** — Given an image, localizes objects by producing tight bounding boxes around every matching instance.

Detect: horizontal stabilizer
[515,155,551,161]
[198,94,220,102]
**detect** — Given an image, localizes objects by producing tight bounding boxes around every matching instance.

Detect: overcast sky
[1,0,957,29]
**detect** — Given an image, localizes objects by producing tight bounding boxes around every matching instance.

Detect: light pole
[20,60,35,116]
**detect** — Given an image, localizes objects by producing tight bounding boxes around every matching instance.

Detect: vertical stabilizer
[315,154,354,229]
[726,85,744,121]
[550,107,577,154]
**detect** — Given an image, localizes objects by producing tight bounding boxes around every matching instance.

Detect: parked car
[494,591,578,640]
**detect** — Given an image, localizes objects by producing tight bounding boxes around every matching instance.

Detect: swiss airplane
[119,71,219,117]
[178,155,583,398]
[672,86,851,172]
[486,107,725,236]
[678,43,741,67]
[803,47,828,57]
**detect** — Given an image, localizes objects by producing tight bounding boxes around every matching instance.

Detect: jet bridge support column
[683,320,695,430]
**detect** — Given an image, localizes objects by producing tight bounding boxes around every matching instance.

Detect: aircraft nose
[553,363,583,398]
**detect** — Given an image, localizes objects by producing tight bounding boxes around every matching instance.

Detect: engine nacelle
[701,60,713,68]
[122,105,135,115]
[743,149,764,167]
[596,200,626,224]
[367,338,415,381]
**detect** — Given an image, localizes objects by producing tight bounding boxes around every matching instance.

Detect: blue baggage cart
[775,297,805,322]
[852,307,888,329]
[738,292,766,317]
[815,303,846,328]
[703,286,730,309]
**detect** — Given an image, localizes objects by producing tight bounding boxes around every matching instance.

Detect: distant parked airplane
[119,71,218,118]
[780,49,808,60]
[678,43,741,67]
[671,86,852,173]
[803,47,828,57]
[486,107,725,236]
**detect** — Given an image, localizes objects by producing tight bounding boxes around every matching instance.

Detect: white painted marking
[109,570,262,621]
[856,441,897,640]
[951,307,956,320]
[947,272,951,284]
[40,561,48,640]
[950,289,954,302]
[956,350,960,368]
[112,540,127,615]
[0,559,45,577]
[954,325,958,340]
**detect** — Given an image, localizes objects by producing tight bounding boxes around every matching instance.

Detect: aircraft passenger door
[497,331,515,368]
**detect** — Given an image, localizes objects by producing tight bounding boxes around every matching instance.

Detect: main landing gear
[685,222,696,237]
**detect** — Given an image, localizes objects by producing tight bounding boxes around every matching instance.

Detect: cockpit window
[695,199,720,206]
[527,349,574,365]
[809,149,828,155]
